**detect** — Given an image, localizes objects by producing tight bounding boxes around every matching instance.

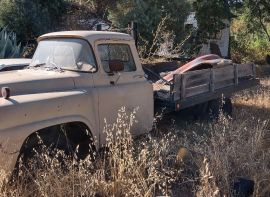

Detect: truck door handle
[110,73,121,85]
[133,74,144,79]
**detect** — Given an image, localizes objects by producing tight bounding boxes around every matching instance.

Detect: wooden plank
[176,79,259,111]
[184,71,211,88]
[183,68,210,77]
[172,74,181,101]
[170,63,255,103]
[154,78,259,113]
[210,69,215,92]
[181,75,186,100]
[215,79,235,89]
[237,63,254,78]
[185,84,210,98]
[213,65,235,82]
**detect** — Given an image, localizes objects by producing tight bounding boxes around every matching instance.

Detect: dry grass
[1,78,270,196]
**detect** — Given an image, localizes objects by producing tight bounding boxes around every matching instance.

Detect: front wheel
[12,134,75,184]
[12,128,95,184]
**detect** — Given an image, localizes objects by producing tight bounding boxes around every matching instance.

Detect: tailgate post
[234,64,239,85]
[181,74,186,100]
[210,69,215,92]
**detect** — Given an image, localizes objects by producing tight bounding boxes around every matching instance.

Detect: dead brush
[233,77,270,120]
[94,107,182,197]
[0,107,182,197]
[181,112,270,196]
[1,79,270,196]
[196,157,220,197]
[138,15,192,62]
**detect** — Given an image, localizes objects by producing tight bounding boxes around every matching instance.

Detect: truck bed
[153,63,259,113]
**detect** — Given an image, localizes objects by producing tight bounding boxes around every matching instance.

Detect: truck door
[92,41,153,145]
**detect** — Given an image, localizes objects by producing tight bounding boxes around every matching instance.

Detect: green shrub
[108,0,191,57]
[0,0,67,43]
[0,27,23,58]
[231,17,270,64]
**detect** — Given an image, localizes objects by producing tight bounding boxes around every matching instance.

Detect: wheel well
[17,122,96,162]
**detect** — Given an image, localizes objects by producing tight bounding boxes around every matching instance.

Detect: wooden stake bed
[154,63,259,112]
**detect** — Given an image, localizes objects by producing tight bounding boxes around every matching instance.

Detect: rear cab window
[97,44,136,73]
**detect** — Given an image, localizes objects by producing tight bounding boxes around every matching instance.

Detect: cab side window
[98,44,136,73]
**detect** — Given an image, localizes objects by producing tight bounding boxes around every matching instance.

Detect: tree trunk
[258,4,270,42]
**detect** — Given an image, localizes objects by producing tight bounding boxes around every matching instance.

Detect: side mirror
[109,60,124,72]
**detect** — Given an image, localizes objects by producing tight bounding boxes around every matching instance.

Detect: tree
[194,0,234,42]
[194,0,270,42]
[72,0,117,18]
[108,0,191,57]
[0,0,67,43]
[243,0,270,42]
[229,0,270,63]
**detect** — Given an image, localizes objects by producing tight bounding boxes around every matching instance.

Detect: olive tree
[108,0,191,57]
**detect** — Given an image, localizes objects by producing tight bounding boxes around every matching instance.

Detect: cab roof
[38,31,134,42]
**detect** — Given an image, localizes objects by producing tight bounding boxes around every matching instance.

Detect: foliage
[0,27,23,58]
[192,0,244,41]
[194,0,231,41]
[194,0,270,62]
[108,0,191,57]
[231,18,270,63]
[70,0,116,18]
[231,1,270,63]
[242,0,270,42]
[0,0,67,43]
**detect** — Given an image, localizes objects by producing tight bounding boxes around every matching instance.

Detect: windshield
[30,38,97,72]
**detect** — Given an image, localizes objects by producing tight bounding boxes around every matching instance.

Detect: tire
[11,125,96,185]
[11,131,78,185]
[206,99,219,120]
[222,98,233,117]
[17,138,74,181]
[193,102,209,120]
[207,98,233,120]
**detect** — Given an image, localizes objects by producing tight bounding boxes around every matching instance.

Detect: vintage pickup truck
[0,31,258,174]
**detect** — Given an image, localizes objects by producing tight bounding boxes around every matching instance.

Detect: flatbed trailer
[153,63,259,113]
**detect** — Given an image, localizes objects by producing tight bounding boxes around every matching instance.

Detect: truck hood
[0,69,79,96]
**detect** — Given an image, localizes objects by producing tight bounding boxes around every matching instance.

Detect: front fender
[0,90,99,172]
[0,115,95,171]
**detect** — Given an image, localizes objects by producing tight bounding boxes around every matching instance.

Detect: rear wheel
[207,98,232,120]
[222,98,233,117]
[193,102,209,120]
